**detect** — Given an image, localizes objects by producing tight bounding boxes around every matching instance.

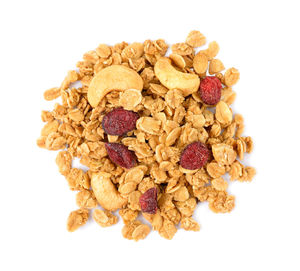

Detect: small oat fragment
[193,52,208,74]
[76,190,97,209]
[209,59,225,75]
[186,30,206,47]
[132,224,151,241]
[55,151,72,176]
[169,53,186,69]
[96,44,111,58]
[41,120,59,136]
[202,41,220,60]
[122,220,150,241]
[180,217,200,231]
[119,208,139,224]
[212,144,237,166]
[171,43,193,55]
[212,177,228,191]
[215,101,233,125]
[67,209,89,232]
[158,219,177,240]
[93,209,118,227]
[206,161,226,178]
[119,89,142,110]
[43,87,61,101]
[224,68,240,86]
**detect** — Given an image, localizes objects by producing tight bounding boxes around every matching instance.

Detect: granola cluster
[37,30,255,241]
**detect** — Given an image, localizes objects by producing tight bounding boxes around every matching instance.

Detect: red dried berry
[102,107,139,136]
[199,76,222,105]
[139,187,158,214]
[105,143,137,169]
[180,141,210,170]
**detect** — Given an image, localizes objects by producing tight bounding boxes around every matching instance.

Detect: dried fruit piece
[199,76,222,105]
[105,143,137,169]
[102,107,139,136]
[180,142,210,170]
[139,187,158,214]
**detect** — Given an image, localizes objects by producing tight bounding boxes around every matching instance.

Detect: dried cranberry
[102,107,139,136]
[105,143,137,169]
[180,142,210,170]
[139,187,158,214]
[199,76,222,105]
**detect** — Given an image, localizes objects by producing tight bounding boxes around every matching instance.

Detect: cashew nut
[154,58,200,97]
[91,172,127,211]
[87,65,143,107]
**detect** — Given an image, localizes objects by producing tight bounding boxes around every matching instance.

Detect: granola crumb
[67,209,89,232]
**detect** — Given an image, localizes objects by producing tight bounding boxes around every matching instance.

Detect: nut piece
[154,58,200,97]
[67,209,89,232]
[88,65,143,107]
[91,172,127,211]
[93,209,118,227]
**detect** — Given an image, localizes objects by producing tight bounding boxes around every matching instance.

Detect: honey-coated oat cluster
[37,30,255,240]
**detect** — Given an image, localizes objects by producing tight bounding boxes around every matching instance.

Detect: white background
[0,0,299,270]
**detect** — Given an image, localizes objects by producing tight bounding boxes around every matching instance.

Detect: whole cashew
[87,65,143,107]
[91,172,127,211]
[154,58,200,97]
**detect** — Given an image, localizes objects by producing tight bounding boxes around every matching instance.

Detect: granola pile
[37,30,255,240]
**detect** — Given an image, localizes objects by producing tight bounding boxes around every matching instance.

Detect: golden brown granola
[37,30,255,240]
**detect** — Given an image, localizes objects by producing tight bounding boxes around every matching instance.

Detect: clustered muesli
[37,30,255,240]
